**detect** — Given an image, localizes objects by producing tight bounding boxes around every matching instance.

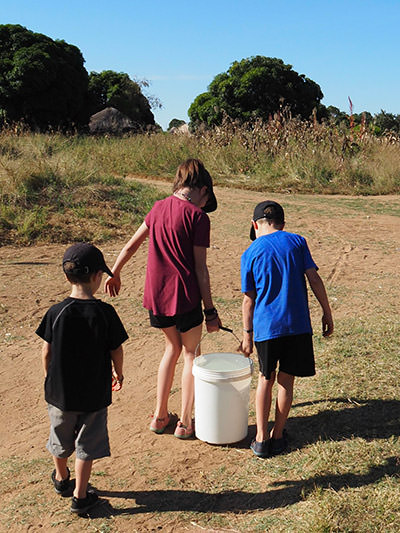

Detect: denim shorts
[255,333,315,380]
[46,404,110,460]
[149,302,203,333]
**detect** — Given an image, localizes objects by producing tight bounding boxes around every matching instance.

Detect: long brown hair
[173,158,212,192]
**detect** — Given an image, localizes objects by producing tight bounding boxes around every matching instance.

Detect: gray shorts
[47,404,110,460]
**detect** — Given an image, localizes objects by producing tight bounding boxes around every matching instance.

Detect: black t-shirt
[36,297,128,412]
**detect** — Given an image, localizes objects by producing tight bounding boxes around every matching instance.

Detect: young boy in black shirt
[36,243,128,514]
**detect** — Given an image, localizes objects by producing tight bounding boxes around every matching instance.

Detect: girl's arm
[193,245,220,332]
[41,341,51,377]
[104,221,149,297]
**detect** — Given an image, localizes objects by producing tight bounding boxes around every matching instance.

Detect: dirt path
[0,181,399,532]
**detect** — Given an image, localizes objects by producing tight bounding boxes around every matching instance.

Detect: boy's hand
[105,273,121,297]
[322,313,334,337]
[239,337,253,357]
[112,372,124,391]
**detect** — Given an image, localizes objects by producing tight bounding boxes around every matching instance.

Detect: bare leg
[179,324,203,427]
[270,371,295,440]
[74,458,93,499]
[255,371,276,442]
[52,456,69,481]
[153,327,182,420]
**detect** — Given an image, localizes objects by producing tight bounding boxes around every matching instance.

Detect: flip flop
[149,413,173,434]
[174,420,194,439]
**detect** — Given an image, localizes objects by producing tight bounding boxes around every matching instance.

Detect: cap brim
[202,190,217,213]
[103,265,114,277]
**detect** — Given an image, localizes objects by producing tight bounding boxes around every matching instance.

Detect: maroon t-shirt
[143,195,210,316]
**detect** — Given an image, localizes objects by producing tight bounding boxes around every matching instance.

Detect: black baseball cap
[250,201,285,240]
[63,243,113,277]
[201,171,217,213]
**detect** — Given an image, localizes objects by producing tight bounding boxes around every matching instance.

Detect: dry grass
[1,118,400,244]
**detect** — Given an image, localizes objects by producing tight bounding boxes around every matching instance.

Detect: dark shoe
[269,430,288,456]
[250,438,270,458]
[51,467,70,494]
[70,491,99,514]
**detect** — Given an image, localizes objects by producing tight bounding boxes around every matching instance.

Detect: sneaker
[174,420,194,439]
[269,430,288,456]
[51,467,71,494]
[70,491,99,514]
[250,439,270,458]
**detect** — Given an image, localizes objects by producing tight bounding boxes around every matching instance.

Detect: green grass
[0,144,398,531]
[1,123,400,245]
[1,311,399,530]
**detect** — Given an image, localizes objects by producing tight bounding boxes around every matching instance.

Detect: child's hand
[322,313,334,337]
[105,274,121,297]
[239,338,253,357]
[112,371,124,391]
[205,315,221,333]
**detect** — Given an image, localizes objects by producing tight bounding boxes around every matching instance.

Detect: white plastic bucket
[192,352,253,444]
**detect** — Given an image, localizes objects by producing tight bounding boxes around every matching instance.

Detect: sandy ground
[0,181,399,532]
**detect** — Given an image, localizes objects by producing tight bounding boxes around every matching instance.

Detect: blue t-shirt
[241,231,317,341]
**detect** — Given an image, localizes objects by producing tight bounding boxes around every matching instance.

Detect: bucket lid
[192,352,253,381]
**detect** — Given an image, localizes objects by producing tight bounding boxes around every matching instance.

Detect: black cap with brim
[202,190,217,213]
[200,169,217,213]
[250,200,285,240]
[63,242,114,277]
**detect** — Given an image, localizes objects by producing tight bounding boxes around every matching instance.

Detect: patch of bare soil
[0,181,399,532]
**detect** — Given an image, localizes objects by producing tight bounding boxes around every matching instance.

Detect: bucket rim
[192,352,253,381]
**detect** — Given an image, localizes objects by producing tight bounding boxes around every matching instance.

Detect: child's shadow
[231,397,400,450]
[81,398,399,518]
[288,397,400,447]
[87,455,398,517]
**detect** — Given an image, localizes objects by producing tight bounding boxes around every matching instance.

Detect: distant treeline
[1,25,399,135]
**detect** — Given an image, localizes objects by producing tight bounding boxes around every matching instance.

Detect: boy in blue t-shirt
[240,201,333,458]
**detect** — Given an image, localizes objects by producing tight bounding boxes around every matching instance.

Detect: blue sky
[3,0,400,129]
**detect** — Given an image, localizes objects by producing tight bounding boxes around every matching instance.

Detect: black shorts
[149,302,203,333]
[255,333,315,380]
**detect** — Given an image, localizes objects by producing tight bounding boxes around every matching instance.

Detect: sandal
[174,420,194,439]
[149,413,173,434]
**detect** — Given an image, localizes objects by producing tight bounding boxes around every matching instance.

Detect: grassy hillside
[1,118,399,244]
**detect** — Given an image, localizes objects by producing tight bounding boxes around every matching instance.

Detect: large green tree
[88,70,155,127]
[0,24,88,129]
[373,110,400,134]
[188,56,324,128]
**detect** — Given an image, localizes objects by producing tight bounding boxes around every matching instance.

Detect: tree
[88,70,155,128]
[373,110,400,134]
[167,118,186,131]
[188,56,324,128]
[0,24,88,129]
[326,105,348,125]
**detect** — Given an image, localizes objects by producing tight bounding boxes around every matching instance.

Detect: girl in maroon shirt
[105,159,221,439]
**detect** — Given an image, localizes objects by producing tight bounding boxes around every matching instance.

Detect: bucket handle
[195,326,243,357]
